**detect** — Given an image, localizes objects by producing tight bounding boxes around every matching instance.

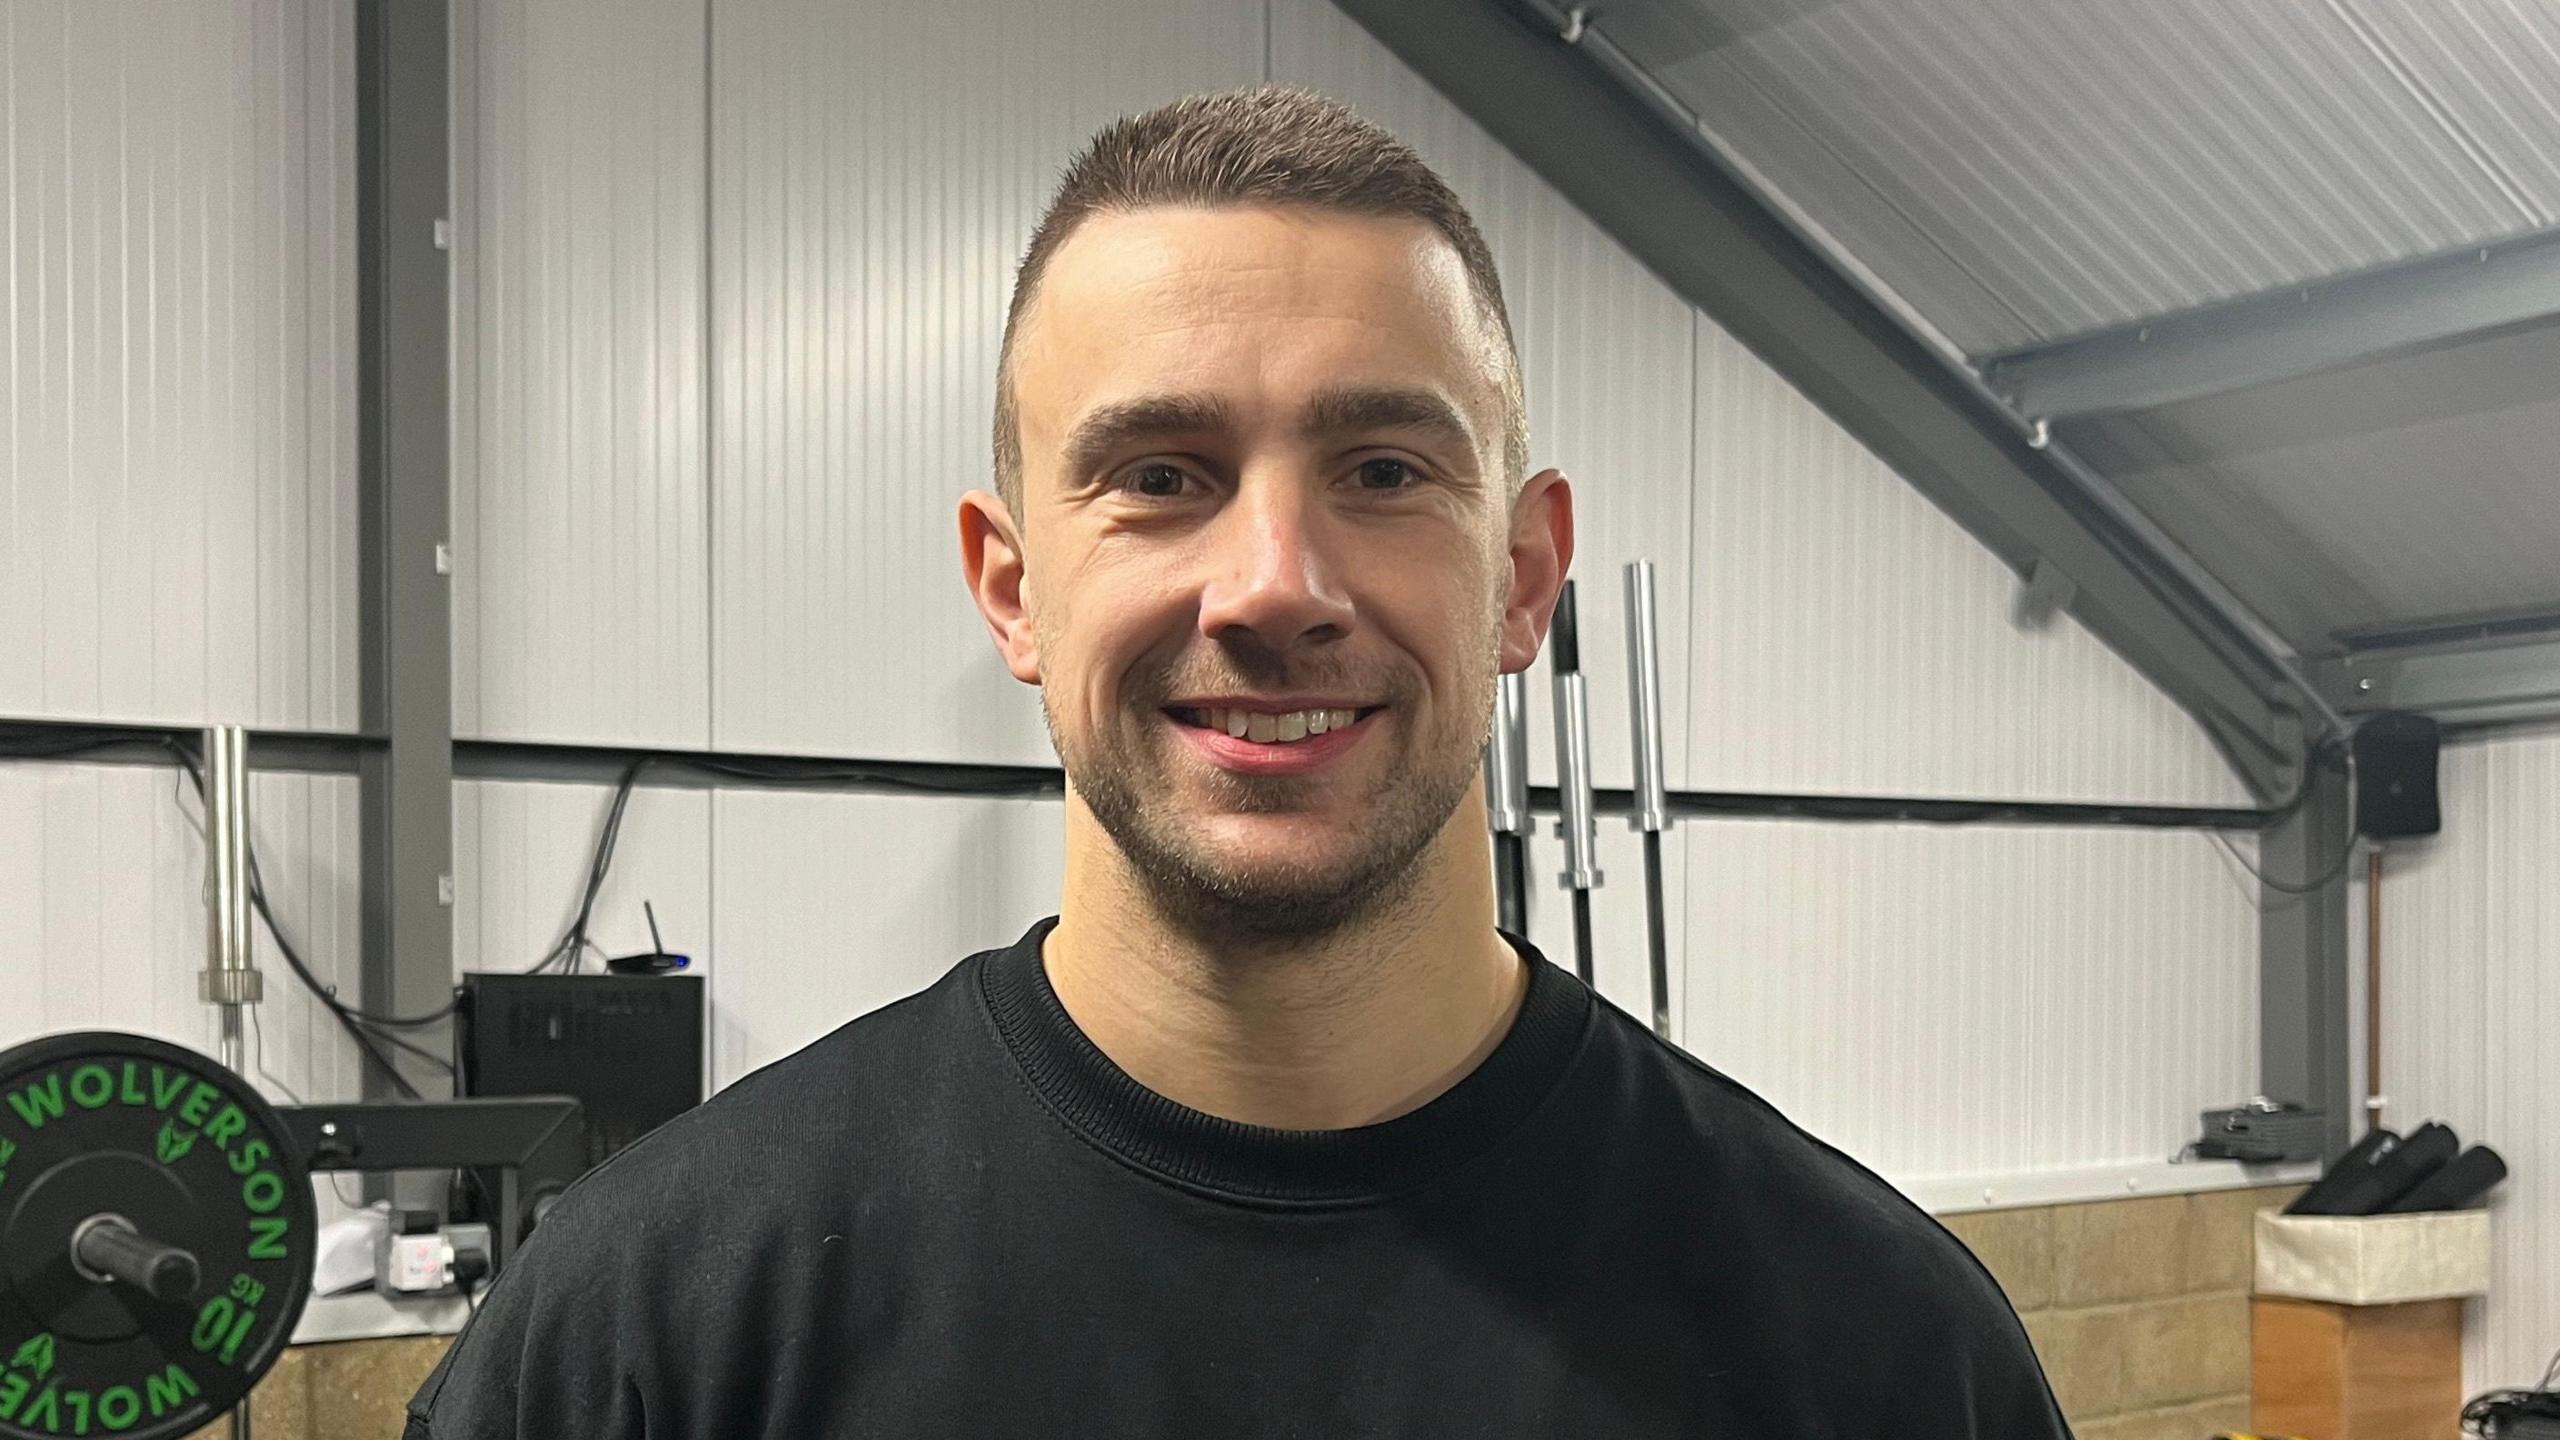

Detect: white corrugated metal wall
[450,0,711,748]
[705,790,1065,1086]
[7,0,2281,1205]
[0,0,358,732]
[2368,727,2560,1396]
[0,0,367,1116]
[1685,819,2261,1194]
[0,761,363,1105]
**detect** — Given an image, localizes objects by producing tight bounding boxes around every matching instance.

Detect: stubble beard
[1048,658,1495,947]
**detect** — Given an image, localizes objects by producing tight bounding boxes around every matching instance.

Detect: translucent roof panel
[1598,0,2551,352]
[2061,318,2560,649]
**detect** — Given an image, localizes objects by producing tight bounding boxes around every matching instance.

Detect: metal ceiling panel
[2339,0,2560,223]
[1663,46,2042,351]
[2067,318,2560,648]
[1596,0,2541,351]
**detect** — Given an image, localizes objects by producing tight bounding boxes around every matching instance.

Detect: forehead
[1012,205,1505,452]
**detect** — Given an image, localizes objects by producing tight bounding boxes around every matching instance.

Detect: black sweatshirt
[407,919,2071,1438]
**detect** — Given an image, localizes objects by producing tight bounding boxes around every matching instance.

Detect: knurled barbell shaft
[73,1215,203,1304]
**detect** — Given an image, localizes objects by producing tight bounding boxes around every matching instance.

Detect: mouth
[1164,703,1386,744]
[1160,701,1387,775]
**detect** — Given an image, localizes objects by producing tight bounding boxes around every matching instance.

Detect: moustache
[1132,656,1415,709]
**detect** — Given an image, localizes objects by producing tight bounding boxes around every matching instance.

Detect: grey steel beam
[1327,0,2320,800]
[2258,756,2356,1164]
[356,0,455,1102]
[2316,624,2560,732]
[1984,229,2560,421]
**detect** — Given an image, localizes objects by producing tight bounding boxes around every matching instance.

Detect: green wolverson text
[0,1062,296,1260]
[0,1363,203,1435]
[1,1051,298,1436]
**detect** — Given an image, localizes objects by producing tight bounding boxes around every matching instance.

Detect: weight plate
[0,1033,314,1440]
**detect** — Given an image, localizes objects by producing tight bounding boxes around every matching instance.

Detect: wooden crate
[2252,1296,2464,1439]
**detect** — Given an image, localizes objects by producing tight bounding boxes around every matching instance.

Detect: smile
[1167,705,1383,744]
[1162,702,1386,775]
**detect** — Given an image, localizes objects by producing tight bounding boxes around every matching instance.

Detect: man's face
[974,205,1566,939]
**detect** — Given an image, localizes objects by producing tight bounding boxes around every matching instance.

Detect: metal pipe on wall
[1550,582,1601,985]
[198,724,262,1440]
[200,725,263,1078]
[1622,562,1672,1039]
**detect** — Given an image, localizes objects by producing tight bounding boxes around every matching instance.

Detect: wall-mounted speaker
[2353,712,2441,839]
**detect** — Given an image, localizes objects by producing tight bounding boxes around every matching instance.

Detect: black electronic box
[456,972,706,1173]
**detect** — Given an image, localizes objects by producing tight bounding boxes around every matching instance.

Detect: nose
[1195,478,1356,651]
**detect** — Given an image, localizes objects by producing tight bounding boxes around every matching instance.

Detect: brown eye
[1128,464,1189,498]
[1356,458,1415,490]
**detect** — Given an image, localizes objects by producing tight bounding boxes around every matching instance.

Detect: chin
[1147,858,1418,943]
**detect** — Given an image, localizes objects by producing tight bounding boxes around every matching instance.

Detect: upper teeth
[1198,707,1358,743]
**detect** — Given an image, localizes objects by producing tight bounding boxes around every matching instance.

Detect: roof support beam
[1327,0,2320,799]
[2316,616,2560,731]
[1983,229,2560,421]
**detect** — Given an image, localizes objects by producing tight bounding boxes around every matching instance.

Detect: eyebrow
[1300,386,1477,455]
[1058,393,1232,486]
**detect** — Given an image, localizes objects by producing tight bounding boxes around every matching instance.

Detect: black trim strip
[0,718,2268,829]
[451,739,1064,798]
[0,718,372,775]
[1540,785,2263,831]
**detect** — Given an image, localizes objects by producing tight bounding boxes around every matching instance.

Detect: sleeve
[1944,1307,2075,1439]
[402,1207,650,1440]
[1890,1234,2076,1440]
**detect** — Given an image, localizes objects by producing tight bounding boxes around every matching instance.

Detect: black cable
[530,756,654,975]
[522,750,1059,979]
[2461,1342,2560,1434]
[0,725,177,762]
[678,753,1061,796]
[2208,740,2362,897]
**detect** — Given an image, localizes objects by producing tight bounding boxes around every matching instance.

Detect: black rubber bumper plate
[0,1032,314,1439]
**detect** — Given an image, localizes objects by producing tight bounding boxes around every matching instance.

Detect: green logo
[155,1120,198,1166]
[5,1333,52,1380]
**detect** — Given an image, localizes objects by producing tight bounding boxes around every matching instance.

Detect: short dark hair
[991,85,1527,513]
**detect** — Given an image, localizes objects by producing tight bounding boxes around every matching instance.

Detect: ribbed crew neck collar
[978,917,1591,1207]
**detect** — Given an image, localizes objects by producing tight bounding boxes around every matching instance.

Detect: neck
[1045,785,1527,1130]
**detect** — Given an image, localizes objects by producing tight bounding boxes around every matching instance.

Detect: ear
[958,489,1043,685]
[1499,468,1574,674]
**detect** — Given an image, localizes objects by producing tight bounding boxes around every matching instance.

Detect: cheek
[1039,552,1193,709]
[1358,538,1504,688]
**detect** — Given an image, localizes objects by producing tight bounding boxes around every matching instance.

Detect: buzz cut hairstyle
[990,85,1529,514]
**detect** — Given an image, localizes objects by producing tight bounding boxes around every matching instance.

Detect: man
[407,87,2071,1438]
